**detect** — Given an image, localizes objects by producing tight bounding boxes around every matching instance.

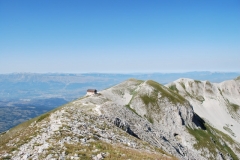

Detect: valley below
[0,98,67,133]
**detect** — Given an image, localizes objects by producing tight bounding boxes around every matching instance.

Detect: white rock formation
[166,77,240,143]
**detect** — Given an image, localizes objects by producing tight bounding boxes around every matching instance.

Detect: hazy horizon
[1,71,240,74]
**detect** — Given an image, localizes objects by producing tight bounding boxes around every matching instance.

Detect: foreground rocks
[0,101,173,160]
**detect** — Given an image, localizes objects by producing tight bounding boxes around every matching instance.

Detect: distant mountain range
[0,75,240,159]
[1,72,239,100]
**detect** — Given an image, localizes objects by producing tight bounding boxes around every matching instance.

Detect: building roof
[87,89,97,92]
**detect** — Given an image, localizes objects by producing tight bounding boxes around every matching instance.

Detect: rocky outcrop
[166,78,240,143]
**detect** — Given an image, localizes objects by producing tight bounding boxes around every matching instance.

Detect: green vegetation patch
[188,81,194,87]
[63,140,175,160]
[187,124,238,160]
[173,81,196,99]
[205,81,213,92]
[179,82,186,90]
[137,80,187,123]
[36,113,50,123]
[196,96,205,103]
[194,80,201,84]
[146,80,186,105]
[226,101,240,120]
[235,76,240,81]
[125,105,141,117]
[169,84,179,93]
[223,125,235,137]
[127,78,144,84]
[205,81,212,86]
[218,88,223,97]
[144,114,154,124]
[140,95,157,106]
[1,156,12,160]
[229,103,240,112]
[205,89,214,94]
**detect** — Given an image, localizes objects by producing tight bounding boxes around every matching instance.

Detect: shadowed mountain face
[1,78,240,160]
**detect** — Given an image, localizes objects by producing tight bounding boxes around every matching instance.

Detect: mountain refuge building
[87,89,97,95]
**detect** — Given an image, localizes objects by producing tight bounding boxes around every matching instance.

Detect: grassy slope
[166,80,240,159]
[0,104,66,156]
[145,80,186,105]
[235,76,240,81]
[143,80,187,124]
[128,80,187,124]
[63,141,176,160]
[168,80,205,103]
[187,120,239,160]
[148,80,240,159]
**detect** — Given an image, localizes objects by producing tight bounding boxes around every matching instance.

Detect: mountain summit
[1,79,240,159]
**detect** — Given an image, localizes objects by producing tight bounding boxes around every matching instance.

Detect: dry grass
[0,104,67,156]
[187,124,238,160]
[64,140,177,160]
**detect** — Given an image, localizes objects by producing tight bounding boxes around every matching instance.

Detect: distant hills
[1,72,239,100]
[0,98,68,133]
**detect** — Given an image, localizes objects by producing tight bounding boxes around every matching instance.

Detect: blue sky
[0,0,239,73]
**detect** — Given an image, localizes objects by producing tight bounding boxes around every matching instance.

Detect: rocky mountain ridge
[1,78,240,159]
[166,76,240,143]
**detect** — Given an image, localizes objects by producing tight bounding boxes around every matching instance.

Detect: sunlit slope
[100,79,240,159]
[166,77,240,143]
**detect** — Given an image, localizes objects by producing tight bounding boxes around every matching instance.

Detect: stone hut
[87,89,97,95]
